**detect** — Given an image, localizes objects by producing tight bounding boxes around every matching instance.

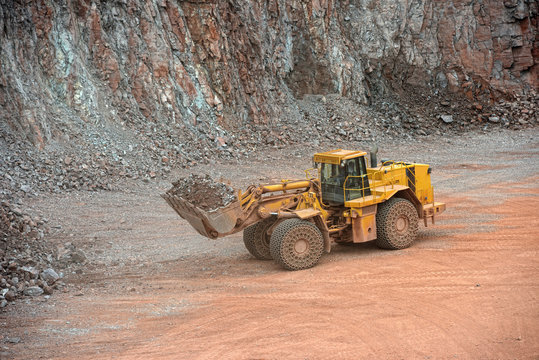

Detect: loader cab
[314,150,371,205]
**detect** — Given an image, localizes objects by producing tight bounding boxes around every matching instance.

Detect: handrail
[343,174,384,206]
[304,168,319,179]
[343,160,411,205]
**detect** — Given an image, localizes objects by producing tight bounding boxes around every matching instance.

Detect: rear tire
[242,217,275,260]
[270,219,324,270]
[375,197,419,250]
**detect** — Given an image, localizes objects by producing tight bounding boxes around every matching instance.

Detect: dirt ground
[2,129,539,360]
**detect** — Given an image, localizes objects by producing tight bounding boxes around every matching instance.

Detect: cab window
[345,158,361,188]
[320,163,345,185]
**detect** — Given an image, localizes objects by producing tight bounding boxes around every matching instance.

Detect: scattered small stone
[69,250,87,264]
[21,266,39,278]
[4,291,16,302]
[5,337,20,344]
[216,137,227,147]
[40,268,60,285]
[440,115,453,123]
[0,300,7,308]
[23,286,44,297]
[488,116,500,123]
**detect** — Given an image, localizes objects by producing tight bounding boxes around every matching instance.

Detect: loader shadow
[163,231,453,279]
[171,239,443,278]
[328,241,398,260]
[325,229,454,262]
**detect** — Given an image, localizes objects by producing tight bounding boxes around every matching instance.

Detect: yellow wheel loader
[163,149,445,270]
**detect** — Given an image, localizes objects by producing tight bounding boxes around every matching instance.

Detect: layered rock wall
[0,0,537,147]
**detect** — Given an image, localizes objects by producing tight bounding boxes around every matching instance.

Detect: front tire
[243,217,275,260]
[270,219,324,270]
[375,197,419,250]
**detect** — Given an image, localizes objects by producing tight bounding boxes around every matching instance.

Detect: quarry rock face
[0,0,537,147]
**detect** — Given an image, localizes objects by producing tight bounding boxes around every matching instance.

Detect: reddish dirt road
[2,133,539,359]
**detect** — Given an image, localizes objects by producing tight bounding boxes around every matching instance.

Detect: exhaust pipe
[369,145,378,167]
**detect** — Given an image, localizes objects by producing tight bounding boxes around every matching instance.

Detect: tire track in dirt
[112,182,539,360]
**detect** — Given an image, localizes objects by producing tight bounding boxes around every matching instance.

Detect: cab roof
[313,149,367,164]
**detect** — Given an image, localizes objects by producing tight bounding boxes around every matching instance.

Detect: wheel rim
[375,198,419,250]
[260,221,273,250]
[395,215,409,233]
[244,218,275,260]
[262,230,270,246]
[294,238,309,254]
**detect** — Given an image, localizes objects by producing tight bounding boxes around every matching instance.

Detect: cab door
[344,157,371,201]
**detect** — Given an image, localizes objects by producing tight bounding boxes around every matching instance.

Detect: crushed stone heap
[165,174,236,211]
[0,201,56,305]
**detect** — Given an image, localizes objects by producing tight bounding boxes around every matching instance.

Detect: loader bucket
[161,193,243,239]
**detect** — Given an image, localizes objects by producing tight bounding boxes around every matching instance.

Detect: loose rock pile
[0,133,115,200]
[371,87,538,136]
[491,91,538,128]
[1,88,536,205]
[0,201,59,306]
[166,175,236,211]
